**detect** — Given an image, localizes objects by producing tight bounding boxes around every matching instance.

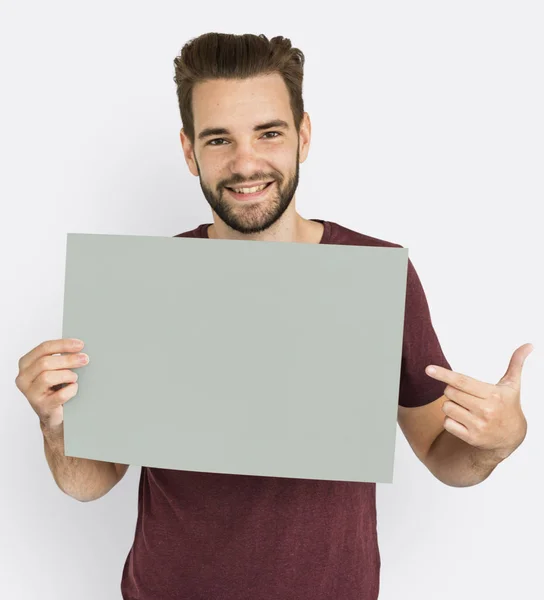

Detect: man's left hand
[425,343,533,459]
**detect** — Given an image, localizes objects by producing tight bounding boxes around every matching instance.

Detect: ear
[298,112,311,164]
[179,128,199,177]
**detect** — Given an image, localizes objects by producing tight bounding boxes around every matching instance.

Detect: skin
[179,73,324,245]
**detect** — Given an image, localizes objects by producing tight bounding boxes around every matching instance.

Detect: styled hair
[173,32,305,145]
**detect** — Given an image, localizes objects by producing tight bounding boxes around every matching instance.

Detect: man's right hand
[15,338,89,433]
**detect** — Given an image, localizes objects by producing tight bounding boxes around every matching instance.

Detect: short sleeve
[398,258,452,407]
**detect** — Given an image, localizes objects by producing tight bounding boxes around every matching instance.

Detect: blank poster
[61,232,408,483]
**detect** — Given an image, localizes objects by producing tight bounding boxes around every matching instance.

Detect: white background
[1,1,543,598]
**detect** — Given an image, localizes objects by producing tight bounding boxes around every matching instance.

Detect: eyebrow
[197,119,290,141]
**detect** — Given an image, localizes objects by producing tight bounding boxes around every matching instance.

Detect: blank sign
[62,233,408,483]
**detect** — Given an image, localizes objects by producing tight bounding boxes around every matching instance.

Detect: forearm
[424,429,508,488]
[40,421,118,502]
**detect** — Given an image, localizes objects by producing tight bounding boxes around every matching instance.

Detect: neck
[208,211,323,244]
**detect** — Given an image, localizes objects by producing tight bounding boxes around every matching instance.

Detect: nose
[228,141,266,177]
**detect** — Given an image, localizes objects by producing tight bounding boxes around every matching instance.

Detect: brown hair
[173,33,305,146]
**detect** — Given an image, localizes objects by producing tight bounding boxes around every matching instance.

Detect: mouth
[225,181,275,201]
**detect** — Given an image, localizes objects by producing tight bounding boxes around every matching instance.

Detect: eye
[207,131,282,146]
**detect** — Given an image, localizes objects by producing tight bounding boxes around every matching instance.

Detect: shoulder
[324,221,425,285]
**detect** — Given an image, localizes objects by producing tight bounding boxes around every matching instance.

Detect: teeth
[230,183,269,194]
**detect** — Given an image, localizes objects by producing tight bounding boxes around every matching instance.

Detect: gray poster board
[61,233,408,483]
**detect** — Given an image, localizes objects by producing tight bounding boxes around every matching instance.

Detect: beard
[194,143,300,235]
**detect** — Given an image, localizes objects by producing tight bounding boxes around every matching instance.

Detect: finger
[41,382,80,418]
[17,338,84,374]
[441,397,480,430]
[443,384,482,412]
[16,346,87,393]
[24,350,88,390]
[443,417,471,444]
[498,343,534,389]
[46,381,79,407]
[426,365,491,399]
[27,369,79,403]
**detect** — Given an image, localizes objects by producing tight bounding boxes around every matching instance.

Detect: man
[16,32,531,600]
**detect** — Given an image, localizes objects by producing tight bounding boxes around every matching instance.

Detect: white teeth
[230,183,270,194]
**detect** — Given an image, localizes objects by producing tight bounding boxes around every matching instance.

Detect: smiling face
[180,73,311,235]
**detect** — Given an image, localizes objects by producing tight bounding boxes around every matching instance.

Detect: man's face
[180,73,310,235]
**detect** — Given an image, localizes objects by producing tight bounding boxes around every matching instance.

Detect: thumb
[497,343,534,390]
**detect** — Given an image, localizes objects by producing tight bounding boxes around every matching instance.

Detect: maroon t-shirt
[120,219,451,600]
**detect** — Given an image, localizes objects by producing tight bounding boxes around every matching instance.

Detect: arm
[423,428,507,487]
[399,349,529,488]
[41,421,129,502]
[399,395,506,487]
[421,348,530,486]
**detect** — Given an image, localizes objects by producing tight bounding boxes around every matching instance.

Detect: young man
[18,32,529,600]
